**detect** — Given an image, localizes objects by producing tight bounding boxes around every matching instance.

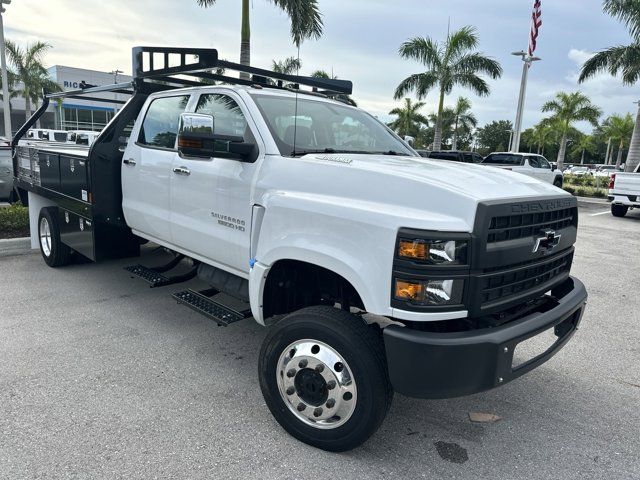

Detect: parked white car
[593,165,619,178]
[25,128,69,143]
[482,152,564,187]
[568,166,591,176]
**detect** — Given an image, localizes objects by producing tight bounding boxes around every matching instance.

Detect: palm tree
[0,70,20,112]
[541,92,602,170]
[5,40,61,122]
[530,119,555,155]
[272,57,302,75]
[579,0,640,171]
[196,0,322,78]
[571,135,596,164]
[394,26,502,150]
[388,98,429,138]
[450,97,477,150]
[605,113,635,168]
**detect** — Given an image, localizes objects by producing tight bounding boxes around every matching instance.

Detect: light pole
[0,0,12,141]
[109,69,123,84]
[507,129,514,150]
[510,50,541,153]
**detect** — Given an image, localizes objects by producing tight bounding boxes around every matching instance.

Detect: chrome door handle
[173,166,191,176]
[123,158,136,166]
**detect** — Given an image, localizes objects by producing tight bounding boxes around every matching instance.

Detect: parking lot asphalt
[1,201,639,480]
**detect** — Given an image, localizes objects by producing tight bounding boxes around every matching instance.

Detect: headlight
[394,278,464,306]
[397,238,468,265]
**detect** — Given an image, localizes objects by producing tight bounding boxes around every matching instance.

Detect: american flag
[528,0,543,56]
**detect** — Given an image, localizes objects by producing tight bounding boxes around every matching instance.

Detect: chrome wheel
[39,217,52,257]
[276,339,357,430]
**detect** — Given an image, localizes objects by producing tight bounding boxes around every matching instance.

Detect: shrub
[563,185,576,195]
[0,203,30,233]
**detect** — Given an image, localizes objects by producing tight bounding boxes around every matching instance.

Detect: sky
[4,0,637,131]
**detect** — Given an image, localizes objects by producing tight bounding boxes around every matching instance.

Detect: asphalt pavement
[1,200,639,479]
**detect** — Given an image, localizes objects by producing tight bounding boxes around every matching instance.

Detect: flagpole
[510,0,542,153]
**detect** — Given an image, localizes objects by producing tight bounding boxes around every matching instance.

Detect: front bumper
[383,276,587,399]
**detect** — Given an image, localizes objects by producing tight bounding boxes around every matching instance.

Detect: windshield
[250,94,414,157]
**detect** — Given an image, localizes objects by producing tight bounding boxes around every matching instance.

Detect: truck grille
[480,249,574,305]
[487,207,576,243]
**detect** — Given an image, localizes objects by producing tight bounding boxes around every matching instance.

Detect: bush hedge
[0,203,30,237]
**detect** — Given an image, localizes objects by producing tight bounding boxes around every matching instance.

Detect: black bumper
[383,276,587,399]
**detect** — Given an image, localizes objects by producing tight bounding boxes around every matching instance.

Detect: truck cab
[483,152,563,187]
[12,47,588,452]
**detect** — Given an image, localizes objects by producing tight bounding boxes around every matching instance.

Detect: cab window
[528,156,541,168]
[138,95,190,149]
[538,157,551,169]
[195,93,248,138]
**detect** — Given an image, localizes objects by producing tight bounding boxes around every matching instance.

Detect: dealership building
[0,66,132,135]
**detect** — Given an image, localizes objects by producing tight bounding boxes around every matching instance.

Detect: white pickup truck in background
[482,152,564,188]
[608,164,640,217]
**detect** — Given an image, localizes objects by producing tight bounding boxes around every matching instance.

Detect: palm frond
[272,0,323,47]
[444,26,479,63]
[604,0,640,40]
[398,37,441,68]
[452,73,490,96]
[454,52,502,79]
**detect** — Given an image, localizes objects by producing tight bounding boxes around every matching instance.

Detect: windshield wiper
[290,148,369,157]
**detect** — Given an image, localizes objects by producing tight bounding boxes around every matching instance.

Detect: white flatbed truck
[12,47,587,451]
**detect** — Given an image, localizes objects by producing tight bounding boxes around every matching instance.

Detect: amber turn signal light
[395,280,424,301]
[398,240,429,260]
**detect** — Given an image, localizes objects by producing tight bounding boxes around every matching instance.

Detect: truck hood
[306,153,562,200]
[257,153,570,232]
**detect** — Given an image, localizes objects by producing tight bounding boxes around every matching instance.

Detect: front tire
[38,207,72,267]
[611,204,628,217]
[258,306,393,452]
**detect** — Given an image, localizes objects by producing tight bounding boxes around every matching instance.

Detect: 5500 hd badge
[211,212,246,232]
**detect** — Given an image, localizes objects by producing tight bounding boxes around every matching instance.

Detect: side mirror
[551,165,556,171]
[177,113,215,158]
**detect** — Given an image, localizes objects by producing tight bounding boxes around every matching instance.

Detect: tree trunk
[556,133,567,171]
[451,116,459,150]
[616,141,624,169]
[625,103,640,172]
[24,95,31,123]
[432,88,445,150]
[239,0,251,80]
[604,137,612,165]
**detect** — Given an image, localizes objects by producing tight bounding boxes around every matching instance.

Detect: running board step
[125,262,197,288]
[172,289,251,326]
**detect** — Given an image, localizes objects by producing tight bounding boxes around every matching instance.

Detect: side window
[473,153,483,163]
[539,157,551,169]
[528,156,540,168]
[463,153,474,163]
[138,95,190,149]
[195,93,248,138]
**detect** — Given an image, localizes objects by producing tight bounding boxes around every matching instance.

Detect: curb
[575,196,608,205]
[0,237,34,258]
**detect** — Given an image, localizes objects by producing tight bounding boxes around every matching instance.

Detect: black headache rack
[12,46,354,262]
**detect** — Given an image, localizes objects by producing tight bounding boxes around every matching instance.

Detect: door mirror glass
[177,113,215,158]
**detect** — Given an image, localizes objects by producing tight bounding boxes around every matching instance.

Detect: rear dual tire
[259,306,393,452]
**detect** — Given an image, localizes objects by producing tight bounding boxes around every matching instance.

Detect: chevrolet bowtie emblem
[533,229,561,254]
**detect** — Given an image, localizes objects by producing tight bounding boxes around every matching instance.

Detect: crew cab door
[169,91,262,274]
[122,94,192,241]
[527,156,554,183]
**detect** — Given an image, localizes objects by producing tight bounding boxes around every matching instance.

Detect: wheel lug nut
[286,386,295,395]
[298,359,308,368]
[286,369,296,378]
[326,398,335,408]
[327,380,336,390]
[297,403,306,412]
[313,407,323,417]
[315,364,324,373]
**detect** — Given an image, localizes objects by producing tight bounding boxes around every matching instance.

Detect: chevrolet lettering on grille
[533,229,561,254]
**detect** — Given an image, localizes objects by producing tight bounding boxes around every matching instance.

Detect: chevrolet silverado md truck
[12,47,588,451]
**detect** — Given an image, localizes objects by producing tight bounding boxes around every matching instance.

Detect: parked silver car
[0,146,14,201]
